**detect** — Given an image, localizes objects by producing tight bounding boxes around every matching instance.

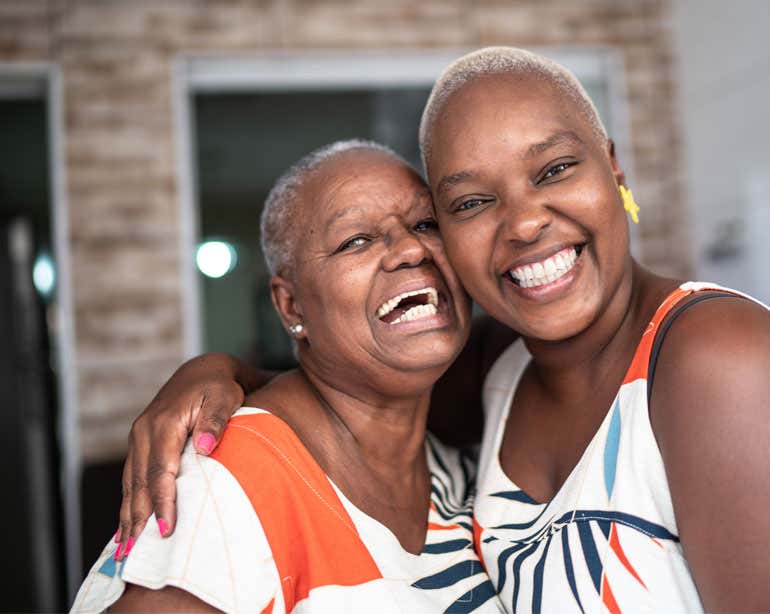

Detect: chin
[523,323,584,343]
[502,301,599,343]
[391,338,463,373]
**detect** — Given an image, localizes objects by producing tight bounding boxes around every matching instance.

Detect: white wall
[672,0,770,303]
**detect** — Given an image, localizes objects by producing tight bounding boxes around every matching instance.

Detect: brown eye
[540,161,575,182]
[414,218,438,232]
[454,198,485,212]
[336,236,370,253]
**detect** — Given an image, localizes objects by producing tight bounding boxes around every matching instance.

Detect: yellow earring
[619,184,640,224]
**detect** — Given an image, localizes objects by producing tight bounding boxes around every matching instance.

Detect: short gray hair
[260,139,404,276]
[419,47,608,175]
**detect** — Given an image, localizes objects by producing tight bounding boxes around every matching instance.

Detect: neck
[523,260,665,401]
[299,366,432,477]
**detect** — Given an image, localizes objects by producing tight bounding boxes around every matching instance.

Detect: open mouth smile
[506,246,583,288]
[376,287,439,324]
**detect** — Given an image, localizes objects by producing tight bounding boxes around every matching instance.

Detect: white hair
[418,47,608,175]
[260,139,405,276]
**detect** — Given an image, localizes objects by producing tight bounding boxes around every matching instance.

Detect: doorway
[179,51,625,364]
[194,87,429,367]
[0,79,66,611]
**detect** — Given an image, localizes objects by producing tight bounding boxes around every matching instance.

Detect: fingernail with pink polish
[196,432,215,454]
[113,529,121,543]
[125,537,135,556]
[157,518,169,537]
[114,543,123,560]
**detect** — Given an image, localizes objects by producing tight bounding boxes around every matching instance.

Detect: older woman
[72,141,502,613]
[117,49,770,612]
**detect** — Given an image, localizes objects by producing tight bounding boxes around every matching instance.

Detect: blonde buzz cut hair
[418,47,608,177]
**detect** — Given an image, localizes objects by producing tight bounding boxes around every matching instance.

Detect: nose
[381,226,431,271]
[498,190,553,245]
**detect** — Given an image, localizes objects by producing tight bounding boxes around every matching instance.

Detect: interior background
[0,0,767,610]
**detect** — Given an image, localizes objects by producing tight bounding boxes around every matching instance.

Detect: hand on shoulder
[650,294,770,611]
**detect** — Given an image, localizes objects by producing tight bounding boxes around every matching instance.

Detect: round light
[196,240,237,278]
[33,252,55,296]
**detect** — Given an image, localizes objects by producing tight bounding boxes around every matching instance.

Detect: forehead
[446,72,574,125]
[428,73,595,169]
[300,150,430,222]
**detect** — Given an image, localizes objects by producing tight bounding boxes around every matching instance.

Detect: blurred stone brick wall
[0,0,688,462]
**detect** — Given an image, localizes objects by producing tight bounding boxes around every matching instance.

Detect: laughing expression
[426,72,632,342]
[285,148,471,392]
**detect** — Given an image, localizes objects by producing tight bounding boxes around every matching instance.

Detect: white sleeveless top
[73,408,502,613]
[474,283,764,613]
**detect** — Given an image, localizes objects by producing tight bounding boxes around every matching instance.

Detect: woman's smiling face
[426,72,631,342]
[281,148,471,394]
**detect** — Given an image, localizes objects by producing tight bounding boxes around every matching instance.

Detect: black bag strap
[647,291,746,406]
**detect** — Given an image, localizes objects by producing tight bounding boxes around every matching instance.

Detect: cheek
[586,188,629,252]
[439,221,488,276]
[303,265,363,320]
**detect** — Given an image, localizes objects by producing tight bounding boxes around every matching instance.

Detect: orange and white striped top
[474,282,766,613]
[72,408,502,613]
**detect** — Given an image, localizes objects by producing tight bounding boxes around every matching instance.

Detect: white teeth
[392,303,438,323]
[523,266,534,288]
[376,287,439,319]
[508,247,579,289]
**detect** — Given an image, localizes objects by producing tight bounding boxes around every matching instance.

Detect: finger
[147,423,186,537]
[191,385,241,455]
[121,415,153,556]
[127,449,152,555]
[117,448,134,561]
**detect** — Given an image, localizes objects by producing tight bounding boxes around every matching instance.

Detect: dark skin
[499,266,675,503]
[258,151,472,551]
[427,72,770,611]
[119,68,770,612]
[111,585,221,613]
[117,299,511,552]
[428,73,677,502]
[110,150,473,609]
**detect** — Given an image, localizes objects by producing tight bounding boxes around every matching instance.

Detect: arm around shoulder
[650,296,770,611]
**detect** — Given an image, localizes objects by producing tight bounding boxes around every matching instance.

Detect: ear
[607,139,627,187]
[270,274,305,338]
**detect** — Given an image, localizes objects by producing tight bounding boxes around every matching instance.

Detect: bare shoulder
[110,583,221,613]
[651,293,770,450]
[240,370,331,451]
[649,293,770,610]
[651,294,770,417]
[242,369,307,420]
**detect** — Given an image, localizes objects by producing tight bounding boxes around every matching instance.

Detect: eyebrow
[435,130,585,196]
[326,187,431,225]
[435,171,475,196]
[526,130,584,158]
[326,206,364,229]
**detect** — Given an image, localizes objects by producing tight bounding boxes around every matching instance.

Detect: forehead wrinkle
[326,177,430,221]
[326,204,366,227]
[305,168,365,228]
[410,186,432,209]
